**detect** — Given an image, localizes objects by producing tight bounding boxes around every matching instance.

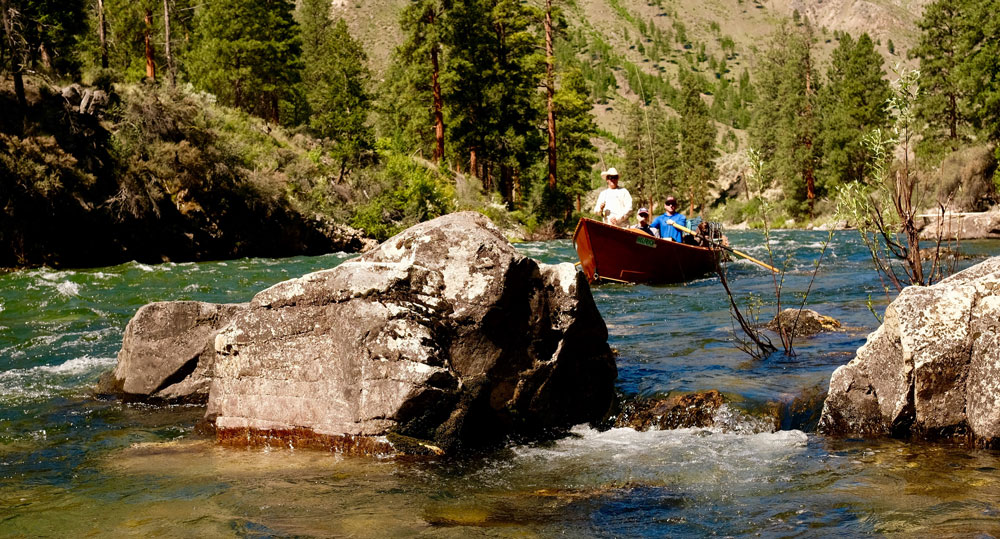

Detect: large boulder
[207,212,617,452]
[918,207,1000,240]
[98,301,244,402]
[819,257,1000,445]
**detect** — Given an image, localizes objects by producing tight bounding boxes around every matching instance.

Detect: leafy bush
[349,149,455,241]
[712,197,761,224]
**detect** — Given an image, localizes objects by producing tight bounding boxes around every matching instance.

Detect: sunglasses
[665,202,677,207]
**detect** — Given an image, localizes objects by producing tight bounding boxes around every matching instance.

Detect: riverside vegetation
[1,0,999,268]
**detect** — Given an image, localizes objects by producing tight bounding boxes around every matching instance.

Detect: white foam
[56,281,80,297]
[8,355,114,377]
[33,268,71,282]
[507,424,809,488]
[0,356,116,401]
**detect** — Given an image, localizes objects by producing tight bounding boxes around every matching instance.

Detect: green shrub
[348,150,455,241]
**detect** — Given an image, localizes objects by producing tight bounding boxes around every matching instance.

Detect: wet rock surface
[767,308,842,337]
[108,212,617,454]
[819,257,1000,446]
[613,390,778,434]
[615,391,726,431]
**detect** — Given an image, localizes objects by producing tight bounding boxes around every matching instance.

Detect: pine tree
[0,0,28,114]
[445,0,543,206]
[96,0,160,80]
[1,0,86,91]
[818,32,891,189]
[13,0,86,75]
[623,100,679,209]
[89,0,193,82]
[378,51,435,155]
[911,0,971,158]
[958,0,1000,147]
[678,70,718,214]
[298,3,373,181]
[187,0,301,124]
[748,21,822,217]
[548,68,598,213]
[394,0,449,162]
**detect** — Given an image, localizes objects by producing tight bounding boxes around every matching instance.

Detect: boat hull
[573,218,718,284]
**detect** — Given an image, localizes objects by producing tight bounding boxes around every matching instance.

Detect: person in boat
[689,221,731,248]
[691,221,714,246]
[650,196,686,242]
[593,167,632,227]
[631,207,658,237]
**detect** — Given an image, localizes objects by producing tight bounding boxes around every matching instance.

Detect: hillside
[0,78,372,268]
[332,0,928,141]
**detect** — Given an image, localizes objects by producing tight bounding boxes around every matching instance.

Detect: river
[3,230,1000,536]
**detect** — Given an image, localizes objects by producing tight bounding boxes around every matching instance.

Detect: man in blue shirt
[651,196,686,242]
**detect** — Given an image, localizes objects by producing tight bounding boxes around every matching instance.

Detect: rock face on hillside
[98,301,244,402]
[108,212,617,453]
[819,257,1000,446]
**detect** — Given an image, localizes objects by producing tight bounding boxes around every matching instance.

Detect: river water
[3,230,1000,536]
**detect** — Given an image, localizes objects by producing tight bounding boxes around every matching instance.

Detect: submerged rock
[819,257,1000,446]
[109,211,617,454]
[98,301,244,402]
[613,390,778,434]
[767,308,841,337]
[615,391,725,431]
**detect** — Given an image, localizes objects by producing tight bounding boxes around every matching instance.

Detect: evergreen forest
[1,0,999,267]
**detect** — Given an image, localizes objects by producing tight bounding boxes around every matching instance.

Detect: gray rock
[61,84,82,107]
[79,89,109,116]
[208,212,616,452]
[819,257,1000,445]
[918,207,1000,240]
[99,301,244,402]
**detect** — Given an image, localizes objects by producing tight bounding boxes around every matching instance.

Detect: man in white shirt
[593,167,632,227]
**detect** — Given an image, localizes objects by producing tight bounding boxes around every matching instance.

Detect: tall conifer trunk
[97,0,108,68]
[545,0,556,189]
[501,164,513,208]
[0,0,26,113]
[163,0,174,86]
[39,40,52,69]
[144,8,156,81]
[803,29,816,214]
[949,93,957,140]
[430,11,444,162]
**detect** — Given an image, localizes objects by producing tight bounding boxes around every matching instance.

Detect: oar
[669,222,779,273]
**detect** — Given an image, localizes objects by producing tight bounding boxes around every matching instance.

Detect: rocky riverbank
[820,256,1000,447]
[1,80,373,269]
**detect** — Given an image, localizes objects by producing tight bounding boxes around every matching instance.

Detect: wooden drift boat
[573,217,720,284]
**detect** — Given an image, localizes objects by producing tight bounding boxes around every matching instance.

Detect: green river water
[3,231,1000,537]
